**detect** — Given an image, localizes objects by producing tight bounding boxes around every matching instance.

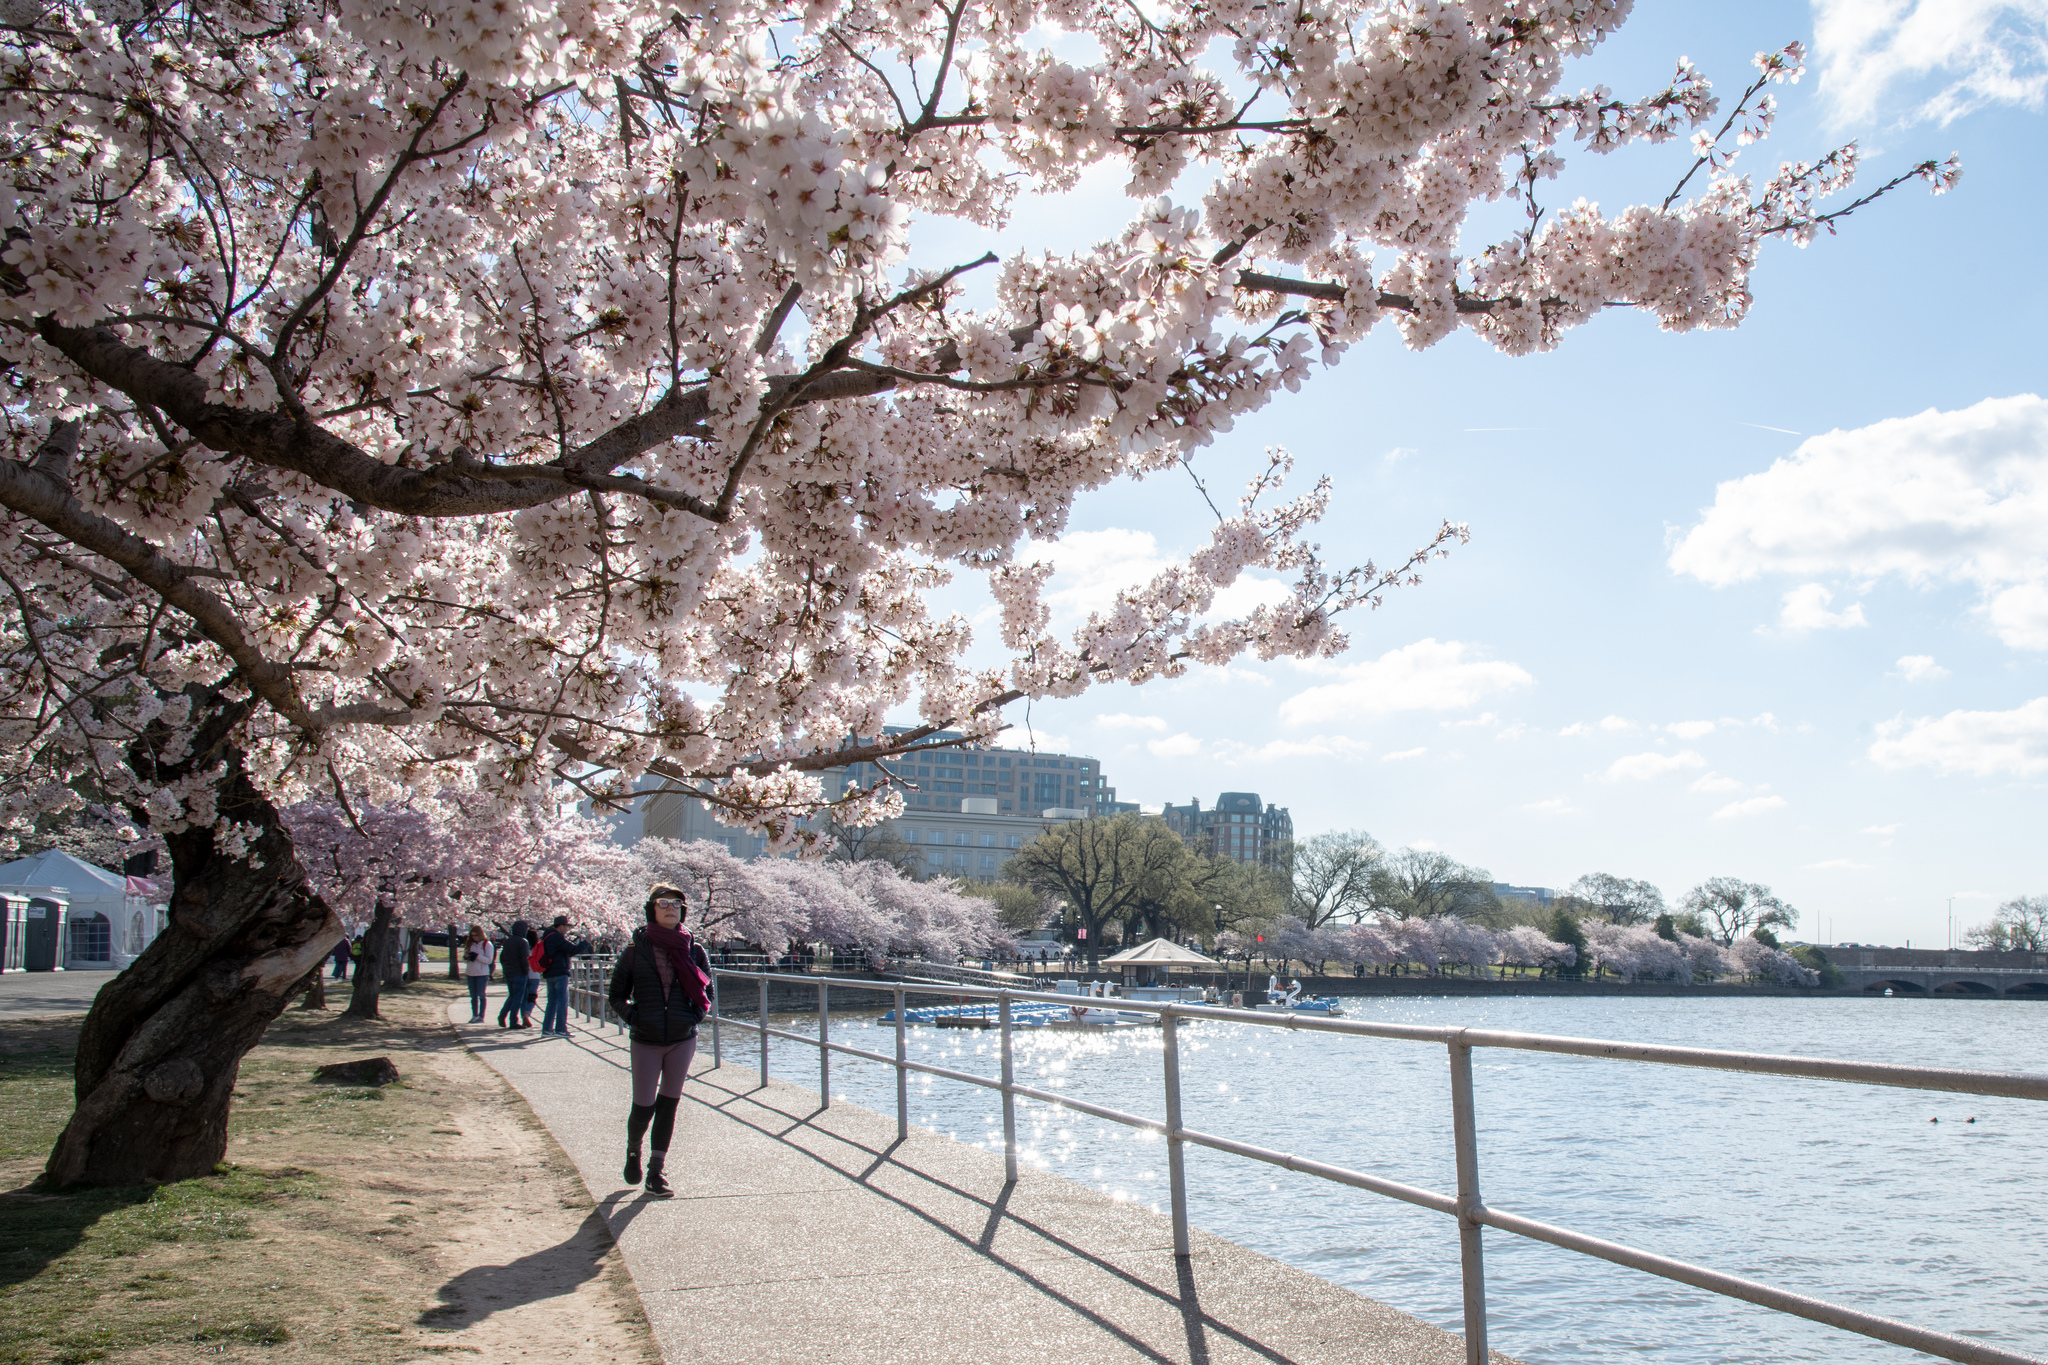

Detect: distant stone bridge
[1831,947,2048,998]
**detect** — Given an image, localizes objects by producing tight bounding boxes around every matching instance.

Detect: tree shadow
[416,1208,615,1329]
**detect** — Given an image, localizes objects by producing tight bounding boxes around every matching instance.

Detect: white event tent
[0,849,164,970]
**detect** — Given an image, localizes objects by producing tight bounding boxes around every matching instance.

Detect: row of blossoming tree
[280,796,1007,1014]
[0,0,1952,1184]
[1222,913,1818,987]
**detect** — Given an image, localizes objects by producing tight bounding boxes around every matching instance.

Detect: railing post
[1162,1008,1191,1259]
[894,986,908,1143]
[818,978,831,1107]
[758,974,769,1089]
[999,993,1017,1185]
[1448,1035,1488,1365]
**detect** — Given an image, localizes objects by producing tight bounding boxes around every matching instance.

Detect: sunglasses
[652,898,684,909]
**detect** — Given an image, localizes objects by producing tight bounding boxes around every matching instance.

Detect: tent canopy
[1099,937,1216,966]
[0,849,126,910]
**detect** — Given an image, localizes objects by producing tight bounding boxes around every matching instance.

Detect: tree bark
[380,914,407,989]
[299,973,326,1009]
[45,721,339,1188]
[404,928,420,983]
[445,922,458,979]
[346,902,394,1019]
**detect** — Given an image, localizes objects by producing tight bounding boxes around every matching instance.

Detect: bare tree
[1563,872,1667,926]
[825,817,923,878]
[1965,895,2048,953]
[1368,848,1498,921]
[1286,830,1384,929]
[1681,877,1797,946]
[1004,814,1188,970]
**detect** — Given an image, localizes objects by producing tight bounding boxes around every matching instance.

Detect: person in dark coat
[607,885,712,1198]
[498,921,533,1028]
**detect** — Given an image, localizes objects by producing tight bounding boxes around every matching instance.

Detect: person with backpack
[460,925,496,1022]
[538,914,578,1036]
[498,921,535,1029]
[607,885,711,1198]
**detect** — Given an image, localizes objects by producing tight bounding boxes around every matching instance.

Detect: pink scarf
[645,923,710,1011]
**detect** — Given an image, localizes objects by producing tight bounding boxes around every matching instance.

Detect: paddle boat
[1250,976,1347,1016]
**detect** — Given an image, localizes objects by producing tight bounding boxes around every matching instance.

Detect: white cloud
[1599,715,1637,732]
[1443,712,1499,730]
[1560,722,1593,737]
[1384,446,1418,464]
[1147,732,1201,758]
[1214,735,1373,764]
[1667,720,1718,739]
[1775,583,1869,633]
[1524,797,1582,816]
[1860,823,1903,836]
[1604,750,1707,781]
[1034,527,1170,620]
[1894,655,1951,682]
[1095,713,1169,732]
[1868,697,2048,777]
[1713,795,1788,820]
[1669,395,2048,649]
[1814,0,2048,127]
[1381,746,1428,762]
[1804,858,1875,871]
[1690,771,1745,793]
[1278,639,1534,725]
[1208,574,1294,620]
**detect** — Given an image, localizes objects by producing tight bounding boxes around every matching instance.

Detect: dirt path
[0,979,661,1365]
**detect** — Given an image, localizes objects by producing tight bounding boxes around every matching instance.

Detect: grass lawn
[0,978,655,1365]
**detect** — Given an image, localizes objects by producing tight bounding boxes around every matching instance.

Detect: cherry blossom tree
[0,0,1955,1184]
[1495,923,1575,978]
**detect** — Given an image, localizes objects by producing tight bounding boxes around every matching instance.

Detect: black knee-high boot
[624,1103,654,1184]
[644,1096,679,1198]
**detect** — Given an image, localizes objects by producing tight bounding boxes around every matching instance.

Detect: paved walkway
[453,1003,1510,1365]
[0,967,115,1019]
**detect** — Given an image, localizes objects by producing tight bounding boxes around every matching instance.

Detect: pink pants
[630,1036,696,1106]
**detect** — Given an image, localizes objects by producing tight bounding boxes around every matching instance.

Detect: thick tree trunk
[46,732,339,1188]
[380,917,407,989]
[345,902,394,1019]
[299,973,326,1009]
[445,922,458,979]
[404,928,420,982]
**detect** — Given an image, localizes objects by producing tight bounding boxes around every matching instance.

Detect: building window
[953,852,969,868]
[980,833,996,847]
[980,854,997,870]
[1006,835,1022,848]
[954,831,969,845]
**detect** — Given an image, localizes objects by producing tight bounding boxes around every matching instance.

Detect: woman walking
[461,925,496,1022]
[607,885,712,1198]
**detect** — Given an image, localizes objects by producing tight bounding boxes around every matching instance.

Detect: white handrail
[564,963,2047,1365]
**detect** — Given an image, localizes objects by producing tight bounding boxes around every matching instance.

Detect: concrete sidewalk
[453,1005,1511,1365]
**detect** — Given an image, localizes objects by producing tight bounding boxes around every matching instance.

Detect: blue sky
[901,0,2048,947]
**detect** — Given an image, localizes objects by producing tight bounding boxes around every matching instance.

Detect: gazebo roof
[1099,937,1216,966]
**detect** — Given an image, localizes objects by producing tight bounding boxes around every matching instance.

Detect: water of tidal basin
[743,995,2048,1364]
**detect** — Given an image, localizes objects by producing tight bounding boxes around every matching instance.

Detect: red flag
[1256,934,1264,942]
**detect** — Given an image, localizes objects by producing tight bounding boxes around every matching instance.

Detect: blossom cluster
[0,0,1950,865]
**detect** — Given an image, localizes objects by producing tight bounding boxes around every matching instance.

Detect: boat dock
[455,1004,1512,1364]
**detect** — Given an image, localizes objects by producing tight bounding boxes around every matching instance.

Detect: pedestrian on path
[539,914,577,1035]
[608,885,711,1199]
[461,925,496,1021]
[330,937,350,980]
[498,921,533,1028]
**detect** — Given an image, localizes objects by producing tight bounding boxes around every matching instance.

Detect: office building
[1160,792,1293,869]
